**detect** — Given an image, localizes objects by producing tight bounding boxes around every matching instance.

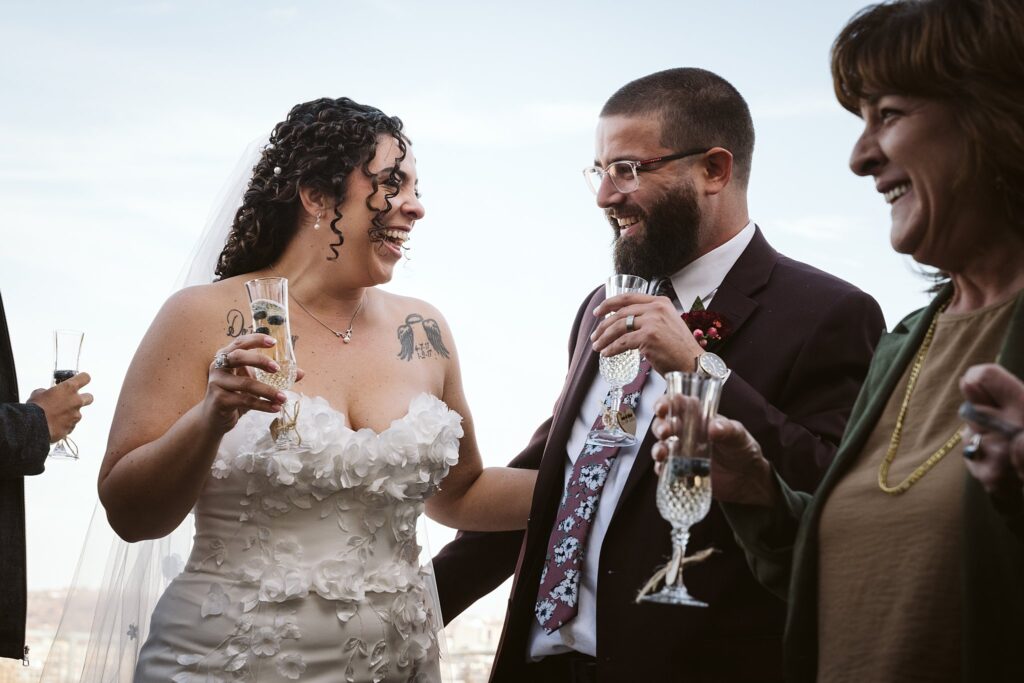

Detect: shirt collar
[669,221,756,312]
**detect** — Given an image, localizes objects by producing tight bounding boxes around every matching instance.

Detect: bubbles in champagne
[249,299,296,390]
[656,457,712,527]
[254,360,297,390]
[599,349,640,387]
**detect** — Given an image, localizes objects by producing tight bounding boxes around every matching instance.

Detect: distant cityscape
[0,590,506,683]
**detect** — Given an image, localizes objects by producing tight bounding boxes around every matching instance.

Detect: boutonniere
[682,297,731,349]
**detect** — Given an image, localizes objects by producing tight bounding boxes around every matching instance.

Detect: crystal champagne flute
[244,277,299,449]
[586,274,649,447]
[641,371,723,606]
[49,329,84,460]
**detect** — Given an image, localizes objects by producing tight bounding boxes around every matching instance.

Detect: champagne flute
[49,329,84,460]
[586,274,649,446]
[244,277,299,449]
[641,371,723,606]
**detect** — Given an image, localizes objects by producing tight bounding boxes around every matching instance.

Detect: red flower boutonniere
[682,308,731,349]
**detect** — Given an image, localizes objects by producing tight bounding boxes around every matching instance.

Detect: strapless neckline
[272,390,458,438]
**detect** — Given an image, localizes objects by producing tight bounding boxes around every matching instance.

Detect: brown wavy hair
[215,97,407,279]
[831,0,1024,228]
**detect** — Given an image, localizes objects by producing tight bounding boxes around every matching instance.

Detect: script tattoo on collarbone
[397,313,450,361]
[226,309,249,338]
[225,308,299,349]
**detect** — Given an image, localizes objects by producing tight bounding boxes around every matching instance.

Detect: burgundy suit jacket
[432,229,886,682]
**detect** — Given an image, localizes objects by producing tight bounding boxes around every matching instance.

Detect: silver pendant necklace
[290,293,365,343]
[270,265,365,344]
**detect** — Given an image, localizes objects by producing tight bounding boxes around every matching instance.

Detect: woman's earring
[314,211,322,231]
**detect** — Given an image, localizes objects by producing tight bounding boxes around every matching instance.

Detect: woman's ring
[963,432,982,460]
[213,352,231,370]
[625,314,636,333]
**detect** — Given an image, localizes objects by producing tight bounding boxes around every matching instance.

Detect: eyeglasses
[582,148,710,195]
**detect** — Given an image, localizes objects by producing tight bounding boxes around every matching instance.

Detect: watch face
[699,353,728,379]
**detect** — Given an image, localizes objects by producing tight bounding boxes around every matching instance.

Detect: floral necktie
[533,357,653,633]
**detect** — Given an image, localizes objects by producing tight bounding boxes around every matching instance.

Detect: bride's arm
[425,322,536,532]
[98,288,286,542]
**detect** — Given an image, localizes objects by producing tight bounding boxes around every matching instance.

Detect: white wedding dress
[133,392,462,683]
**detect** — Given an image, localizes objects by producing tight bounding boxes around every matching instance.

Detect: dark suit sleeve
[0,402,49,478]
[719,288,885,492]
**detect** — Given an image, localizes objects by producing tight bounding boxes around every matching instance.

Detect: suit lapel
[612,227,779,516]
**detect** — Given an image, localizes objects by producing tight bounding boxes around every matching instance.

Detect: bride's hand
[203,334,292,432]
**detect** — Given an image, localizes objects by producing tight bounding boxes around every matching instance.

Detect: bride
[96,97,534,682]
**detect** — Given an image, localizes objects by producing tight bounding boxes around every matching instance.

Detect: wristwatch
[696,352,731,382]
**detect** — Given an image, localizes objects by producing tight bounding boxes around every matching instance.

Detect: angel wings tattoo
[397,313,451,361]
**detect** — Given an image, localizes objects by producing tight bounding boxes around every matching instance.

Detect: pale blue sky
[1,0,929,590]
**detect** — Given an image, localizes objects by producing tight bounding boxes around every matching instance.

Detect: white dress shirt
[527,222,755,659]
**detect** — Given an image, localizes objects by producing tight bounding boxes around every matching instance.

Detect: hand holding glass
[587,274,649,447]
[49,329,84,460]
[244,277,299,449]
[640,371,723,607]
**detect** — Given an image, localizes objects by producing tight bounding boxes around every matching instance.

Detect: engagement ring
[213,352,231,370]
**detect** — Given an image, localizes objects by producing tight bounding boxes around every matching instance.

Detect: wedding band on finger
[963,432,983,460]
[625,314,637,333]
[213,352,231,370]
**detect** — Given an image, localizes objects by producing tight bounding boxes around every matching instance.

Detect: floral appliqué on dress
[167,393,462,682]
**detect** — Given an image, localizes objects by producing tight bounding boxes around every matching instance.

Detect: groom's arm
[432,418,549,624]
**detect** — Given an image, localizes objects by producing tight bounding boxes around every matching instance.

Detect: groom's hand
[591,293,703,376]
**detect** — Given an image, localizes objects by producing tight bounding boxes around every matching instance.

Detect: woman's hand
[959,364,1024,509]
[201,334,293,434]
[652,394,779,506]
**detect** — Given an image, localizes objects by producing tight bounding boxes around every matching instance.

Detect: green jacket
[724,285,1024,682]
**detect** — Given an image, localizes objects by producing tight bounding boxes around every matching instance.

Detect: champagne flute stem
[668,526,691,587]
[274,397,295,450]
[607,386,624,427]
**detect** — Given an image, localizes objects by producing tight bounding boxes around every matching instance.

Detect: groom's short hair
[600,68,755,188]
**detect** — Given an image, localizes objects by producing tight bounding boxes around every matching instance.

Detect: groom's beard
[611,181,701,279]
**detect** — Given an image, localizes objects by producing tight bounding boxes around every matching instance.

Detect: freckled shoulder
[156,278,255,351]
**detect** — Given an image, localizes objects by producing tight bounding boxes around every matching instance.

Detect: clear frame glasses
[583,147,710,195]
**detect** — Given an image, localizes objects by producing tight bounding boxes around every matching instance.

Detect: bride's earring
[313,210,322,230]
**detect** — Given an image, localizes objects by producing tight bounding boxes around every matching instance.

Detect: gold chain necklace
[270,266,365,344]
[878,303,961,495]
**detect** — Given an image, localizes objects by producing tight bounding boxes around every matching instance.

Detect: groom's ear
[298,186,328,217]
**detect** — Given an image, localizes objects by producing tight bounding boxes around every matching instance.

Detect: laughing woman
[653,0,1024,681]
[96,98,534,682]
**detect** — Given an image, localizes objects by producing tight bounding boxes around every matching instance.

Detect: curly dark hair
[215,97,408,279]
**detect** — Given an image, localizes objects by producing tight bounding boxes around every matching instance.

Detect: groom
[432,68,886,682]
